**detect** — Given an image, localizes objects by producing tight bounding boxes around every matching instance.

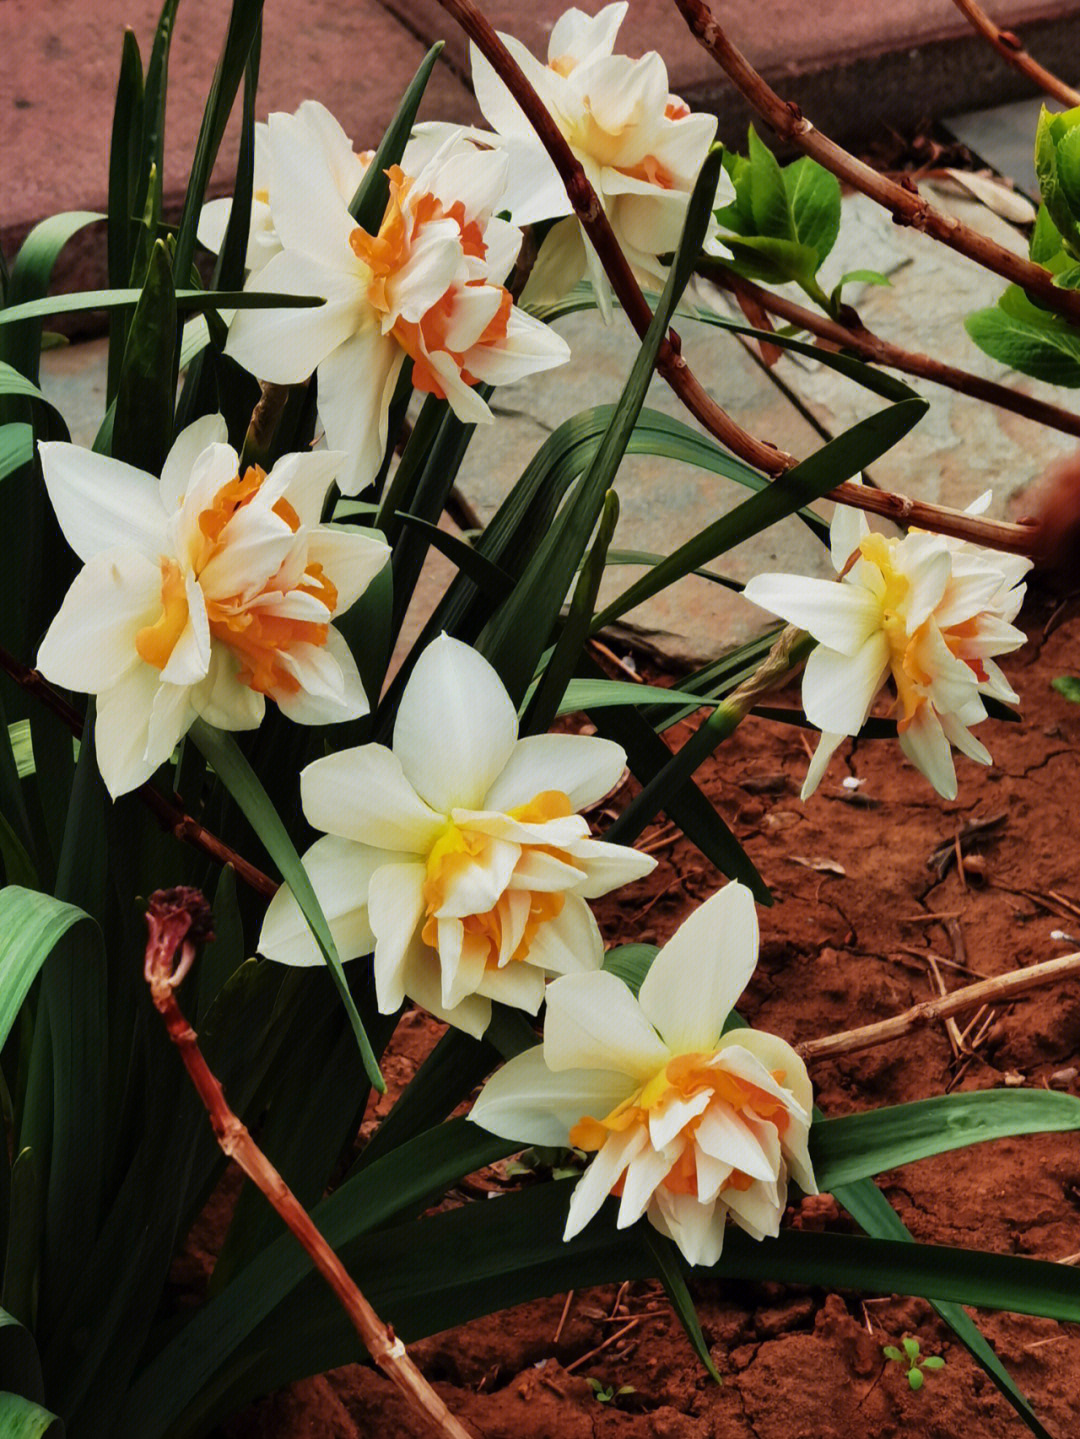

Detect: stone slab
[947,96,1045,199]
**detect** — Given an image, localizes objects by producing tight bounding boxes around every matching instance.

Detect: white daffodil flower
[259,635,656,1037]
[223,111,570,496]
[743,491,1031,801]
[470,2,725,316]
[470,882,816,1267]
[36,414,390,798]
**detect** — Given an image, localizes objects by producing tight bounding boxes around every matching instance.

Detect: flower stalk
[143,888,476,1439]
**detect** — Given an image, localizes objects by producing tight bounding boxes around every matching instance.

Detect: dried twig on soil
[927,812,1007,880]
[553,1291,575,1344]
[671,0,1080,328]
[925,955,964,1059]
[946,0,1080,108]
[799,949,1080,1061]
[143,889,475,1439]
[435,0,1044,558]
[564,1319,640,1374]
[699,265,1080,441]
[0,642,278,899]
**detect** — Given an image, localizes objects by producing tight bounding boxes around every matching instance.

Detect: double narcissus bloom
[259,635,656,1036]
[223,111,570,496]
[470,882,816,1266]
[36,415,389,798]
[743,491,1031,800]
[470,2,724,315]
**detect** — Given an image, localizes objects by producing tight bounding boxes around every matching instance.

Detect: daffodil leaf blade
[0,426,33,486]
[146,1182,1080,1432]
[593,396,927,631]
[106,27,145,394]
[172,0,264,285]
[525,489,620,733]
[554,679,710,713]
[832,1177,1051,1438]
[393,512,514,599]
[478,147,727,704]
[0,1391,63,1438]
[111,238,176,471]
[602,943,659,997]
[0,288,322,328]
[0,1308,45,1405]
[188,720,384,1092]
[0,886,95,1060]
[812,1090,1080,1189]
[349,43,445,231]
[0,212,104,383]
[644,1229,721,1383]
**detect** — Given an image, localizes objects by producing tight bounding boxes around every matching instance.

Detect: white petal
[304,526,390,615]
[300,744,445,850]
[564,1126,646,1240]
[939,710,992,766]
[145,681,195,774]
[461,307,571,386]
[263,448,342,528]
[544,970,668,1078]
[474,954,548,1012]
[618,1142,676,1227]
[315,324,405,497]
[694,1103,775,1182]
[368,861,429,1011]
[159,415,229,513]
[722,1177,784,1241]
[519,892,604,975]
[742,573,882,655]
[433,837,519,919]
[648,1088,711,1152]
[38,443,167,563]
[399,946,493,1038]
[638,883,759,1053]
[519,217,588,305]
[190,646,265,731]
[93,663,169,798]
[650,1189,726,1267]
[394,636,518,812]
[159,571,211,686]
[469,1048,632,1147]
[898,706,957,800]
[549,2,627,64]
[799,730,845,800]
[36,549,161,692]
[568,837,657,899]
[266,109,357,262]
[801,631,890,735]
[270,629,369,726]
[894,533,951,631]
[828,499,870,572]
[258,835,394,965]
[225,249,366,386]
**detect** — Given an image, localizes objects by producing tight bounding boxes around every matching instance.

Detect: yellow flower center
[348,166,512,402]
[420,790,582,967]
[569,1053,790,1200]
[135,465,338,695]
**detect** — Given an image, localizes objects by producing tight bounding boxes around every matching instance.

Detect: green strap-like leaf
[0,288,321,328]
[0,1391,63,1438]
[111,239,176,471]
[1,213,104,382]
[188,721,384,1091]
[0,1310,44,1405]
[0,427,33,486]
[349,44,444,230]
[0,888,93,1054]
[644,1230,721,1383]
[814,1090,1080,1189]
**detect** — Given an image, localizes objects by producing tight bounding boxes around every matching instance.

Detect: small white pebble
[842,776,865,791]
[1002,1071,1026,1087]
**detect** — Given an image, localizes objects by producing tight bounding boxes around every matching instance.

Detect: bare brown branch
[0,643,277,899]
[699,260,1080,440]
[798,950,1080,1061]
[144,890,475,1439]
[671,0,1080,328]
[947,0,1080,108]
[435,0,1044,557]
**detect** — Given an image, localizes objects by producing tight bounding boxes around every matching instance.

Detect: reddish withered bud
[144,886,214,989]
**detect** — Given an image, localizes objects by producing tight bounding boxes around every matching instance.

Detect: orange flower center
[135,465,338,695]
[420,790,582,967]
[349,166,512,402]
[569,1053,790,1201]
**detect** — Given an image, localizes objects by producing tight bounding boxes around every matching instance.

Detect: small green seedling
[587,1378,637,1405]
[882,1336,946,1390]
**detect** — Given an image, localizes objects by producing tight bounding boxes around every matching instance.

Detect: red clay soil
[222,597,1080,1439]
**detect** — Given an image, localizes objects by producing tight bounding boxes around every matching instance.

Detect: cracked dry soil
[225,600,1080,1439]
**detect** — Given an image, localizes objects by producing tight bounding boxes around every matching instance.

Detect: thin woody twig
[143,890,474,1439]
[435,0,1044,558]
[699,262,1080,441]
[798,950,1080,1061]
[672,0,1080,329]
[947,0,1080,108]
[0,642,277,900]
